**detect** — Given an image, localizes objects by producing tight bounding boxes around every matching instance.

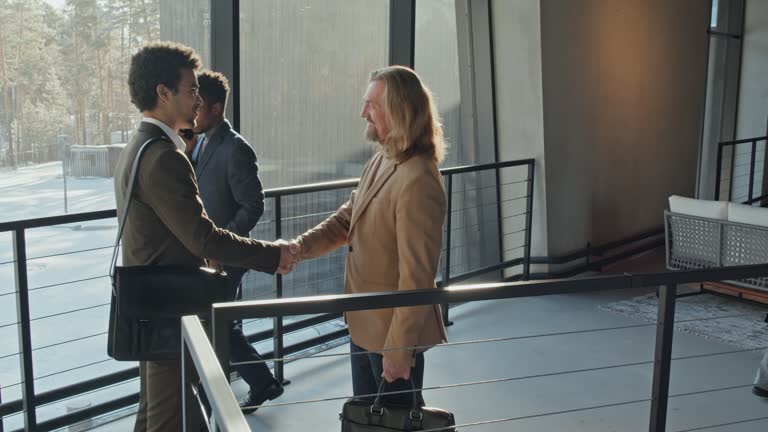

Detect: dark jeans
[350,341,425,406]
[228,268,275,392]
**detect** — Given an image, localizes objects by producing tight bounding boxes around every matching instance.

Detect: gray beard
[365,124,380,142]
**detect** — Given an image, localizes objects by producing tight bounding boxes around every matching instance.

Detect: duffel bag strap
[108,136,173,287]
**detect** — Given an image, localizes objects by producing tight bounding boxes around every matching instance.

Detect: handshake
[276,239,301,275]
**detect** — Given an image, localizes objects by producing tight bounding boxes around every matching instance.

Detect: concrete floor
[91,250,768,431]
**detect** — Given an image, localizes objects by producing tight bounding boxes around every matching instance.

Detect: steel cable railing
[4,359,113,390]
[198,263,768,432]
[28,303,109,323]
[231,344,767,430]
[0,158,535,431]
[226,314,768,430]
[228,310,768,368]
[24,245,114,262]
[31,332,108,353]
[27,275,109,294]
[674,416,768,431]
[231,322,657,367]
[212,338,768,430]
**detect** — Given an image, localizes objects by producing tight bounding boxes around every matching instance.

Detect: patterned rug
[598,292,768,350]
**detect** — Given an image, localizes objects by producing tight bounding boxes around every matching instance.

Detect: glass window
[160,0,212,66]
[415,0,463,167]
[238,1,389,331]
[0,0,166,222]
[239,0,389,188]
[415,0,503,280]
[0,1,178,429]
[698,0,744,200]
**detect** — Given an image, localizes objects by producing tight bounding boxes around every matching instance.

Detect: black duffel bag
[107,137,234,361]
[340,379,456,432]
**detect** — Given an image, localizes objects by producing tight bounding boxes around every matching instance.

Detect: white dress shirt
[141,117,186,152]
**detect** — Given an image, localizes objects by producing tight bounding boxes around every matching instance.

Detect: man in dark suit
[114,42,298,432]
[190,69,283,413]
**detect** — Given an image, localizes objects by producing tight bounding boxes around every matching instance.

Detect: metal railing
[715,136,768,205]
[0,158,534,431]
[201,263,768,432]
[529,226,666,279]
[181,316,249,432]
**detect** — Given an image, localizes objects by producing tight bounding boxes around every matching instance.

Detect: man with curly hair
[113,41,298,431]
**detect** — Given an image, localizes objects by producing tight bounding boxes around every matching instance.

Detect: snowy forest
[0,0,160,168]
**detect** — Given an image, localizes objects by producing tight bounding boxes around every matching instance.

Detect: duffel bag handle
[371,377,421,420]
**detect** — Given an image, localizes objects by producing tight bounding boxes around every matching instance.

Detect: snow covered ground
[0,161,116,223]
[0,162,128,430]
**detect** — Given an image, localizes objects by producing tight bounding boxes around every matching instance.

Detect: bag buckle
[370,405,384,416]
[409,410,423,421]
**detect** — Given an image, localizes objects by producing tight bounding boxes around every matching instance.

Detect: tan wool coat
[298,151,448,366]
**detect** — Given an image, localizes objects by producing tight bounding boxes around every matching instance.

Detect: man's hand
[206,259,223,272]
[276,239,301,275]
[382,356,411,383]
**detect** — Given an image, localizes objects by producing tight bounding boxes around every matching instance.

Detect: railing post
[523,162,535,280]
[714,144,723,201]
[182,332,204,432]
[649,283,677,432]
[273,196,287,383]
[212,310,231,431]
[748,140,757,203]
[494,166,504,277]
[13,229,37,431]
[441,174,453,327]
[212,314,231,383]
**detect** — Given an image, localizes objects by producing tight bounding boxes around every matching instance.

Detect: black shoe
[239,381,284,414]
[753,385,768,398]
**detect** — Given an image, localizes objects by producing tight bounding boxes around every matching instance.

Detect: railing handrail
[181,316,249,432]
[0,209,117,232]
[0,158,535,232]
[205,263,768,432]
[210,263,768,323]
[717,135,768,147]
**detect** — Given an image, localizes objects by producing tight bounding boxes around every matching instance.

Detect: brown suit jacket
[114,121,280,272]
[298,151,447,366]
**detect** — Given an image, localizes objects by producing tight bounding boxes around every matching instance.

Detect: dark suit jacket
[113,121,279,272]
[193,119,265,281]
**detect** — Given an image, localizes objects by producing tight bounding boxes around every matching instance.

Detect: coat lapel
[349,155,397,231]
[195,120,232,178]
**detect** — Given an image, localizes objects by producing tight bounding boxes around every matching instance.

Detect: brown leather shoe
[239,381,284,414]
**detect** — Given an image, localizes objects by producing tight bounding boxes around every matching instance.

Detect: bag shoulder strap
[109,136,174,280]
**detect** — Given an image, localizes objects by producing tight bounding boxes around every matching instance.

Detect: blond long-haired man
[292,66,448,405]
